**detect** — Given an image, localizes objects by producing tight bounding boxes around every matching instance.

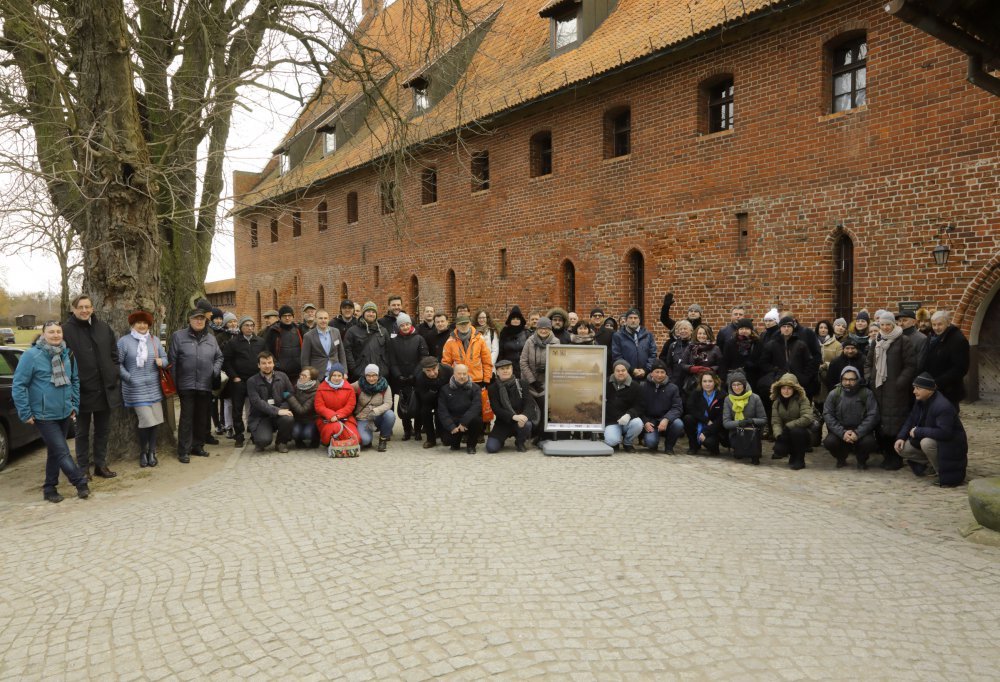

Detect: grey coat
[823,385,880,439]
[722,392,767,431]
[169,327,223,392]
[300,327,347,379]
[863,333,918,437]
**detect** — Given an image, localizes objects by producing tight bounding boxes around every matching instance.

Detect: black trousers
[773,426,811,460]
[420,403,442,442]
[177,390,212,456]
[250,414,295,447]
[75,408,111,469]
[682,415,727,453]
[229,379,250,438]
[442,417,484,449]
[823,432,877,462]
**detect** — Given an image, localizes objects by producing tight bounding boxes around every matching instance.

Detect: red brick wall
[234,0,1000,350]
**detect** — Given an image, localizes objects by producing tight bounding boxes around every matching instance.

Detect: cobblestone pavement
[2,401,1000,680]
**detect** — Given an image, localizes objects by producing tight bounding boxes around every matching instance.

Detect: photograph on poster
[543,345,607,431]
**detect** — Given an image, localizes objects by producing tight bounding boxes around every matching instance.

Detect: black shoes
[856,454,869,470]
[835,456,847,468]
[377,437,389,452]
[515,442,528,453]
[466,445,477,454]
[882,453,905,471]
[178,453,190,463]
[139,452,149,468]
[423,440,436,449]
[276,442,289,453]
[44,491,64,503]
[204,436,220,445]
[190,448,210,457]
[148,451,158,467]
[234,437,245,448]
[94,466,117,478]
[77,487,90,499]
[402,432,411,442]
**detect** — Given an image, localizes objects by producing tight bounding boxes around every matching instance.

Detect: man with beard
[612,308,656,381]
[823,366,880,470]
[331,299,357,337]
[381,295,403,335]
[547,308,572,344]
[298,303,317,334]
[826,338,865,392]
[246,352,295,453]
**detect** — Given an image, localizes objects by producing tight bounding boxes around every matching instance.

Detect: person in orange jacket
[441,313,494,388]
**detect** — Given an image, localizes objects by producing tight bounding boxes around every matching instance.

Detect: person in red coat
[314,363,359,447]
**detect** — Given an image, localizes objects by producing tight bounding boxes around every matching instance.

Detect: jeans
[75,409,111,470]
[177,390,212,456]
[604,418,643,448]
[641,418,685,450]
[357,410,396,446]
[36,418,88,493]
[291,421,319,445]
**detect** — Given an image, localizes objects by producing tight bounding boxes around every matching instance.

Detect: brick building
[232,0,1000,396]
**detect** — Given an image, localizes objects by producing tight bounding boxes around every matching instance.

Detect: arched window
[341,282,349,301]
[409,275,419,316]
[318,285,325,309]
[256,291,262,325]
[560,259,576,312]
[627,249,645,322]
[833,234,854,322]
[446,269,456,316]
[272,289,278,309]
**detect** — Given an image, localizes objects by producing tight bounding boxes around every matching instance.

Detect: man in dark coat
[298,303,317,335]
[344,301,390,382]
[826,338,865,391]
[427,312,453,360]
[897,310,927,364]
[223,316,267,448]
[895,372,968,487]
[437,363,483,453]
[638,360,684,453]
[263,305,303,380]
[612,309,657,381]
[414,357,453,448]
[486,360,538,452]
[757,317,817,399]
[715,305,745,351]
[331,300,357,337]
[547,307,572,344]
[863,312,918,469]
[62,294,122,479]
[921,311,970,408]
[604,360,644,451]
[388,313,429,440]
[417,305,437,349]
[246,352,295,453]
[823,366,880,470]
[380,295,403,335]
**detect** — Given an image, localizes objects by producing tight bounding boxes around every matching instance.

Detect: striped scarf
[35,338,69,387]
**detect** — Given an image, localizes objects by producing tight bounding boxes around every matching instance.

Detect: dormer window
[553,11,578,51]
[323,128,337,154]
[414,85,430,113]
[279,152,290,175]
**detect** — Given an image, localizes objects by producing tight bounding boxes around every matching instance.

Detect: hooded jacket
[499,307,530,373]
[721,370,767,431]
[769,373,815,438]
[822,367,879,438]
[547,307,572,344]
[441,327,493,385]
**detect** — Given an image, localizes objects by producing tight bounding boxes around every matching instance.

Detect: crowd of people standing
[10,291,972,502]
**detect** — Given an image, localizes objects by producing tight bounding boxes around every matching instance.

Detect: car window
[0,352,13,377]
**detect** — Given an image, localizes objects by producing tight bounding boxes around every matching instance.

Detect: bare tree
[0,0,477,456]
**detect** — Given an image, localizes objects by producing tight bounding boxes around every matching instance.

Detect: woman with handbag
[352,363,395,452]
[117,310,168,467]
[769,373,814,470]
[722,369,767,464]
[315,363,360,457]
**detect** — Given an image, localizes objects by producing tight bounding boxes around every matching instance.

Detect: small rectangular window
[347,192,358,224]
[250,220,258,248]
[324,129,337,154]
[374,265,380,288]
[736,213,749,257]
[709,80,734,133]
[292,211,302,237]
[317,202,328,231]
[499,248,507,278]
[279,153,290,175]
[471,151,490,192]
[612,111,631,157]
[832,39,867,113]
[421,167,438,205]
[530,132,553,177]
[270,218,278,243]
[554,15,577,50]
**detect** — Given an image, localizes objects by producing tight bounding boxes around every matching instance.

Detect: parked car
[0,328,14,344]
[0,346,42,471]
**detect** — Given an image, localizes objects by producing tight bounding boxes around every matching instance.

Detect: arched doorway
[409,275,419,316]
[969,276,1000,400]
[833,234,854,322]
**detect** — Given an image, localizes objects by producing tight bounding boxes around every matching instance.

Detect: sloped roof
[237,0,791,210]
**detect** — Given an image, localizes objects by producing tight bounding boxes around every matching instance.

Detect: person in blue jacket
[895,372,968,487]
[611,308,657,381]
[12,320,90,503]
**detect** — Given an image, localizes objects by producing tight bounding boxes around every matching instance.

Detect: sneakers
[377,437,389,452]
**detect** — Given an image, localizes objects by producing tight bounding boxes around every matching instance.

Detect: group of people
[11,291,972,503]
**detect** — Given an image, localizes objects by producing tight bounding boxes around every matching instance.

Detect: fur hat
[128,310,154,326]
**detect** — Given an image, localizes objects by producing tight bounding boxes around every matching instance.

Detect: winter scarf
[728,388,753,421]
[130,329,150,367]
[456,327,472,351]
[448,375,470,390]
[297,379,317,392]
[496,377,521,416]
[531,331,556,348]
[611,373,632,389]
[325,377,345,390]
[359,376,389,395]
[35,338,69,386]
[873,324,903,389]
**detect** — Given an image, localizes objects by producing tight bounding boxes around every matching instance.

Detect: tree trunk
[73,0,161,459]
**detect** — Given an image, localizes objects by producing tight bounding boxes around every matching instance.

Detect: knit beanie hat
[396,313,412,326]
[764,308,780,323]
[222,312,238,325]
[913,372,937,390]
[238,316,255,329]
[856,310,870,322]
[841,337,858,348]
[535,317,552,329]
[612,359,631,371]
[210,307,224,320]
[361,301,378,314]
[834,317,847,329]
[329,363,346,376]
[736,318,754,330]
[687,304,703,314]
[877,312,896,325]
[779,316,795,327]
[278,304,294,316]
[650,359,668,373]
[364,363,380,376]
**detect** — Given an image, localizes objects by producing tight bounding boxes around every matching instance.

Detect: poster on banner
[543,345,607,431]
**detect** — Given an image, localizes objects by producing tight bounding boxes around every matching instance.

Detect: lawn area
[13,328,39,346]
